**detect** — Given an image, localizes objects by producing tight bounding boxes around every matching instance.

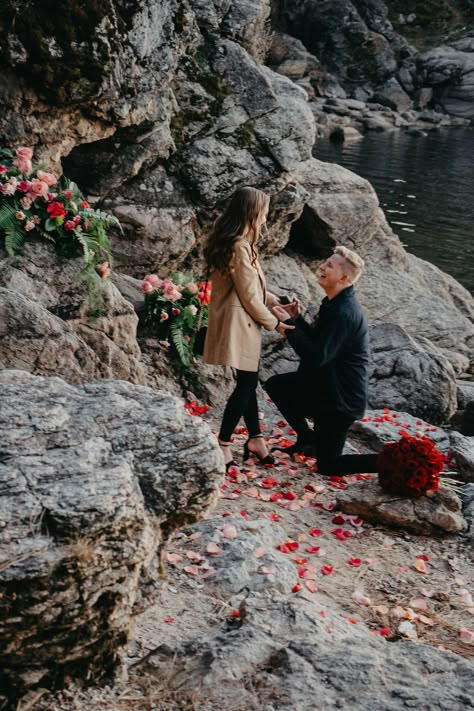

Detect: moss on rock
[0,0,141,104]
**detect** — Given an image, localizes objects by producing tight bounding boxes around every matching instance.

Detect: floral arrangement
[0,145,120,299]
[377,434,445,497]
[141,271,211,367]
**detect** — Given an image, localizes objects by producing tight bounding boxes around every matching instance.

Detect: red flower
[80,200,91,209]
[47,201,67,219]
[377,435,443,497]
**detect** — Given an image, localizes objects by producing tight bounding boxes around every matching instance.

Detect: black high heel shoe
[218,440,238,472]
[243,434,275,465]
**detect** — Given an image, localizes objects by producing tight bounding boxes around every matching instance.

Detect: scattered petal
[261,565,277,575]
[352,590,371,606]
[206,542,222,555]
[189,532,203,540]
[309,528,323,537]
[292,583,301,593]
[222,524,238,539]
[379,628,391,636]
[164,617,175,623]
[349,558,362,567]
[321,565,334,576]
[184,565,200,576]
[202,568,216,578]
[165,553,182,564]
[346,617,358,625]
[186,551,203,561]
[459,628,474,644]
[416,554,430,561]
[245,487,260,498]
[254,547,267,559]
[306,545,321,554]
[409,598,428,611]
[414,559,428,574]
[374,605,389,616]
[418,615,434,626]
[231,609,241,618]
[305,580,318,593]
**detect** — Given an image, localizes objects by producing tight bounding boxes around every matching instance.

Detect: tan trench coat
[204,238,278,372]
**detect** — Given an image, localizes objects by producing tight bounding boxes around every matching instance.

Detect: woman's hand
[272,304,295,336]
[276,321,295,336]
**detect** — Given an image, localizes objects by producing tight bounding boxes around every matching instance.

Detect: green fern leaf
[4,222,25,255]
[79,208,122,231]
[0,203,18,228]
[170,321,193,367]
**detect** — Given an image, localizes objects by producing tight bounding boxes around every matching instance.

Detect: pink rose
[184,335,191,343]
[30,178,48,196]
[186,282,198,294]
[24,220,35,232]
[64,189,73,199]
[2,183,16,196]
[37,170,57,187]
[15,211,26,221]
[13,157,32,174]
[171,307,180,316]
[64,220,76,231]
[16,147,33,160]
[0,165,7,175]
[16,180,30,193]
[20,196,32,210]
[160,311,169,321]
[145,274,163,288]
[159,340,170,349]
[141,281,154,294]
[73,215,81,225]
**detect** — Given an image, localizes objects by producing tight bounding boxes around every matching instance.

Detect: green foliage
[141,271,211,371]
[0,145,117,313]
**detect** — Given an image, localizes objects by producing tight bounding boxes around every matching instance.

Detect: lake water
[314,128,474,294]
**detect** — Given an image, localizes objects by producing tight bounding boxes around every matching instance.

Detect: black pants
[219,369,261,442]
[265,371,378,476]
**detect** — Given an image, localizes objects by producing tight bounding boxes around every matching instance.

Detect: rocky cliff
[1,0,473,411]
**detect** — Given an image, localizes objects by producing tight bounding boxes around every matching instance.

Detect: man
[266,246,377,476]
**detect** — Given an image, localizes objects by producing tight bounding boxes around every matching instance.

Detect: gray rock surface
[184,515,297,595]
[0,240,145,385]
[462,483,474,542]
[0,369,223,705]
[368,323,457,424]
[416,38,474,119]
[350,409,450,453]
[336,479,466,535]
[142,592,474,711]
[449,431,474,483]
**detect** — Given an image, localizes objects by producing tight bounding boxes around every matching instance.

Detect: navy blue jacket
[286,286,369,420]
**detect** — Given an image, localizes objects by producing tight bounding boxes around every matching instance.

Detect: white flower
[186,305,198,316]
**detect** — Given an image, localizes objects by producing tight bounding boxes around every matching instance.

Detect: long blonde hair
[204,186,269,273]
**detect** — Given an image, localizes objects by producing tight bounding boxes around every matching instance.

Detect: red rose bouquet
[377,434,445,497]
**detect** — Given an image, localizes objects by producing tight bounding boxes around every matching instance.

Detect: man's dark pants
[265,372,377,475]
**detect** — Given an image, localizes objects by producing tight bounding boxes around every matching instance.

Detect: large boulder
[336,479,466,535]
[416,36,474,119]
[140,592,474,710]
[0,369,223,706]
[368,323,457,424]
[0,240,145,384]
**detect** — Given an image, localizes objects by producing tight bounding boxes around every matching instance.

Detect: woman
[203,186,294,469]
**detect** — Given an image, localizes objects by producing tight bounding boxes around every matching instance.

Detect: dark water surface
[314,128,474,294]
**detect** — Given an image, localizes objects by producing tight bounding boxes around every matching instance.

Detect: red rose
[16,180,30,193]
[47,201,67,219]
[80,200,91,209]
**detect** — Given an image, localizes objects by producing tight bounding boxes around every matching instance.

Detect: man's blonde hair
[334,246,365,284]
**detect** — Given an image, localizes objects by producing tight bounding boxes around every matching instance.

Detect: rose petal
[222,524,238,539]
[305,580,318,593]
[206,542,222,555]
[165,552,182,564]
[254,547,267,559]
[352,590,371,606]
[349,558,362,567]
[321,565,333,576]
[414,559,428,574]
[184,565,200,576]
